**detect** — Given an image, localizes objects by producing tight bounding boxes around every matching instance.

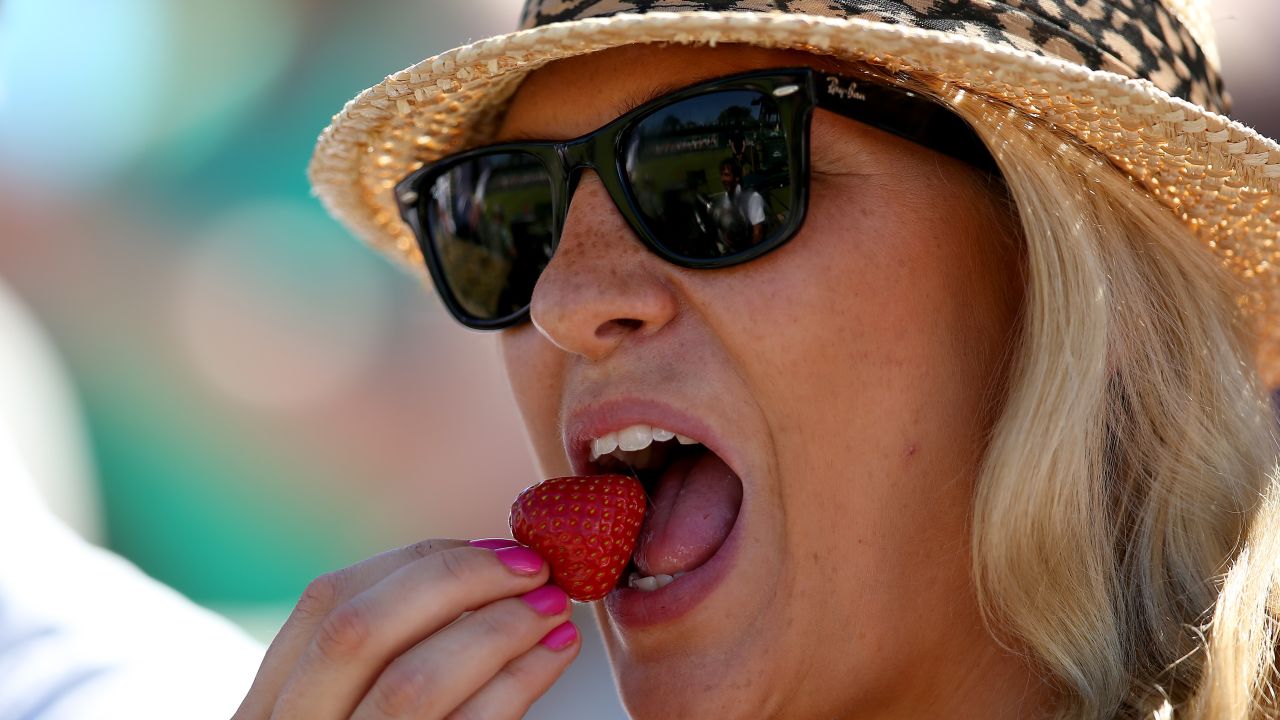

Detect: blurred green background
[0,1,1276,717]
[0,0,546,633]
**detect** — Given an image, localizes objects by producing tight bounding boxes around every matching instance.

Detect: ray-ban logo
[825,76,866,101]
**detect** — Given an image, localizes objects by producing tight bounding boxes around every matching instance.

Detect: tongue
[633,449,743,577]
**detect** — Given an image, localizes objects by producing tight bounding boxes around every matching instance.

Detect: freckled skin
[494,44,1050,719]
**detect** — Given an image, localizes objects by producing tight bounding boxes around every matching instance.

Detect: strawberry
[509,475,647,602]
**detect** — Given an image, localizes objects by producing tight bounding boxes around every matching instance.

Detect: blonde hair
[917,78,1280,718]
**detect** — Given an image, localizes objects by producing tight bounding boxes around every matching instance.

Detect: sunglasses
[395,66,998,329]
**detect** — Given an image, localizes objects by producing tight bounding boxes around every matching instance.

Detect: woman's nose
[528,171,679,361]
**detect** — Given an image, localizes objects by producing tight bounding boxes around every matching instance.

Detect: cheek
[499,328,570,475]
[709,187,970,430]
[734,173,1011,424]
[702,181,1010,612]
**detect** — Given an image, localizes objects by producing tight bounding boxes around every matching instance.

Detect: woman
[238,2,1280,718]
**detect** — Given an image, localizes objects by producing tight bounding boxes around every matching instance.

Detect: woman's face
[495,44,1038,718]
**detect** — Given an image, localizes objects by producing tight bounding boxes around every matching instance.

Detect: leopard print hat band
[521,1,1227,113]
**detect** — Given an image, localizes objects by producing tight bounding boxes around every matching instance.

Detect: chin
[609,658,763,720]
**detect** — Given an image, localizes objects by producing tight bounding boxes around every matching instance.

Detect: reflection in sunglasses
[627,89,789,258]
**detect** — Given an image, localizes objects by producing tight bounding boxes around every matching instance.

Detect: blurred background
[0,1,1275,718]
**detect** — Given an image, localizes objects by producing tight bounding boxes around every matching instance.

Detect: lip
[563,397,747,627]
[562,397,743,478]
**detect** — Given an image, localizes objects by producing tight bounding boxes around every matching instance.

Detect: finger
[443,621,581,720]
[272,545,551,719]
[350,589,574,719]
[233,538,469,719]
[468,538,520,550]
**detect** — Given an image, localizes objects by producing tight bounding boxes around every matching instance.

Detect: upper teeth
[591,423,699,461]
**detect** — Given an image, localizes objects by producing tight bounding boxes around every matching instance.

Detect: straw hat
[308,1,1280,384]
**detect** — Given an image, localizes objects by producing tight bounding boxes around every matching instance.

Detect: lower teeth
[627,571,686,592]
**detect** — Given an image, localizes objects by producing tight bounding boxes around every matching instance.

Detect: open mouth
[585,425,744,593]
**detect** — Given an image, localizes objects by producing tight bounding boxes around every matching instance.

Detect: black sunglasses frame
[395,66,997,330]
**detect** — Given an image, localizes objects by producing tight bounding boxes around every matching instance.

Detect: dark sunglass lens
[423,151,554,322]
[624,88,792,260]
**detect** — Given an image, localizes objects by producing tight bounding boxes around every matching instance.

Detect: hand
[232,538,579,719]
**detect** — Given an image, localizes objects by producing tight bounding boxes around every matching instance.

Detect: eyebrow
[498,79,690,143]
[611,80,687,118]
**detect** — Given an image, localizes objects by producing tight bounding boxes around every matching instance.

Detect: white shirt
[731,185,766,226]
[0,426,266,719]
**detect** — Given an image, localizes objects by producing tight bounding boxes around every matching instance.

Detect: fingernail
[495,546,544,575]
[469,538,520,550]
[540,621,578,651]
[520,585,568,616]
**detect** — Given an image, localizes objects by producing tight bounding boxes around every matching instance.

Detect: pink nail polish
[540,621,578,651]
[520,585,568,616]
[469,538,520,550]
[495,546,544,575]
